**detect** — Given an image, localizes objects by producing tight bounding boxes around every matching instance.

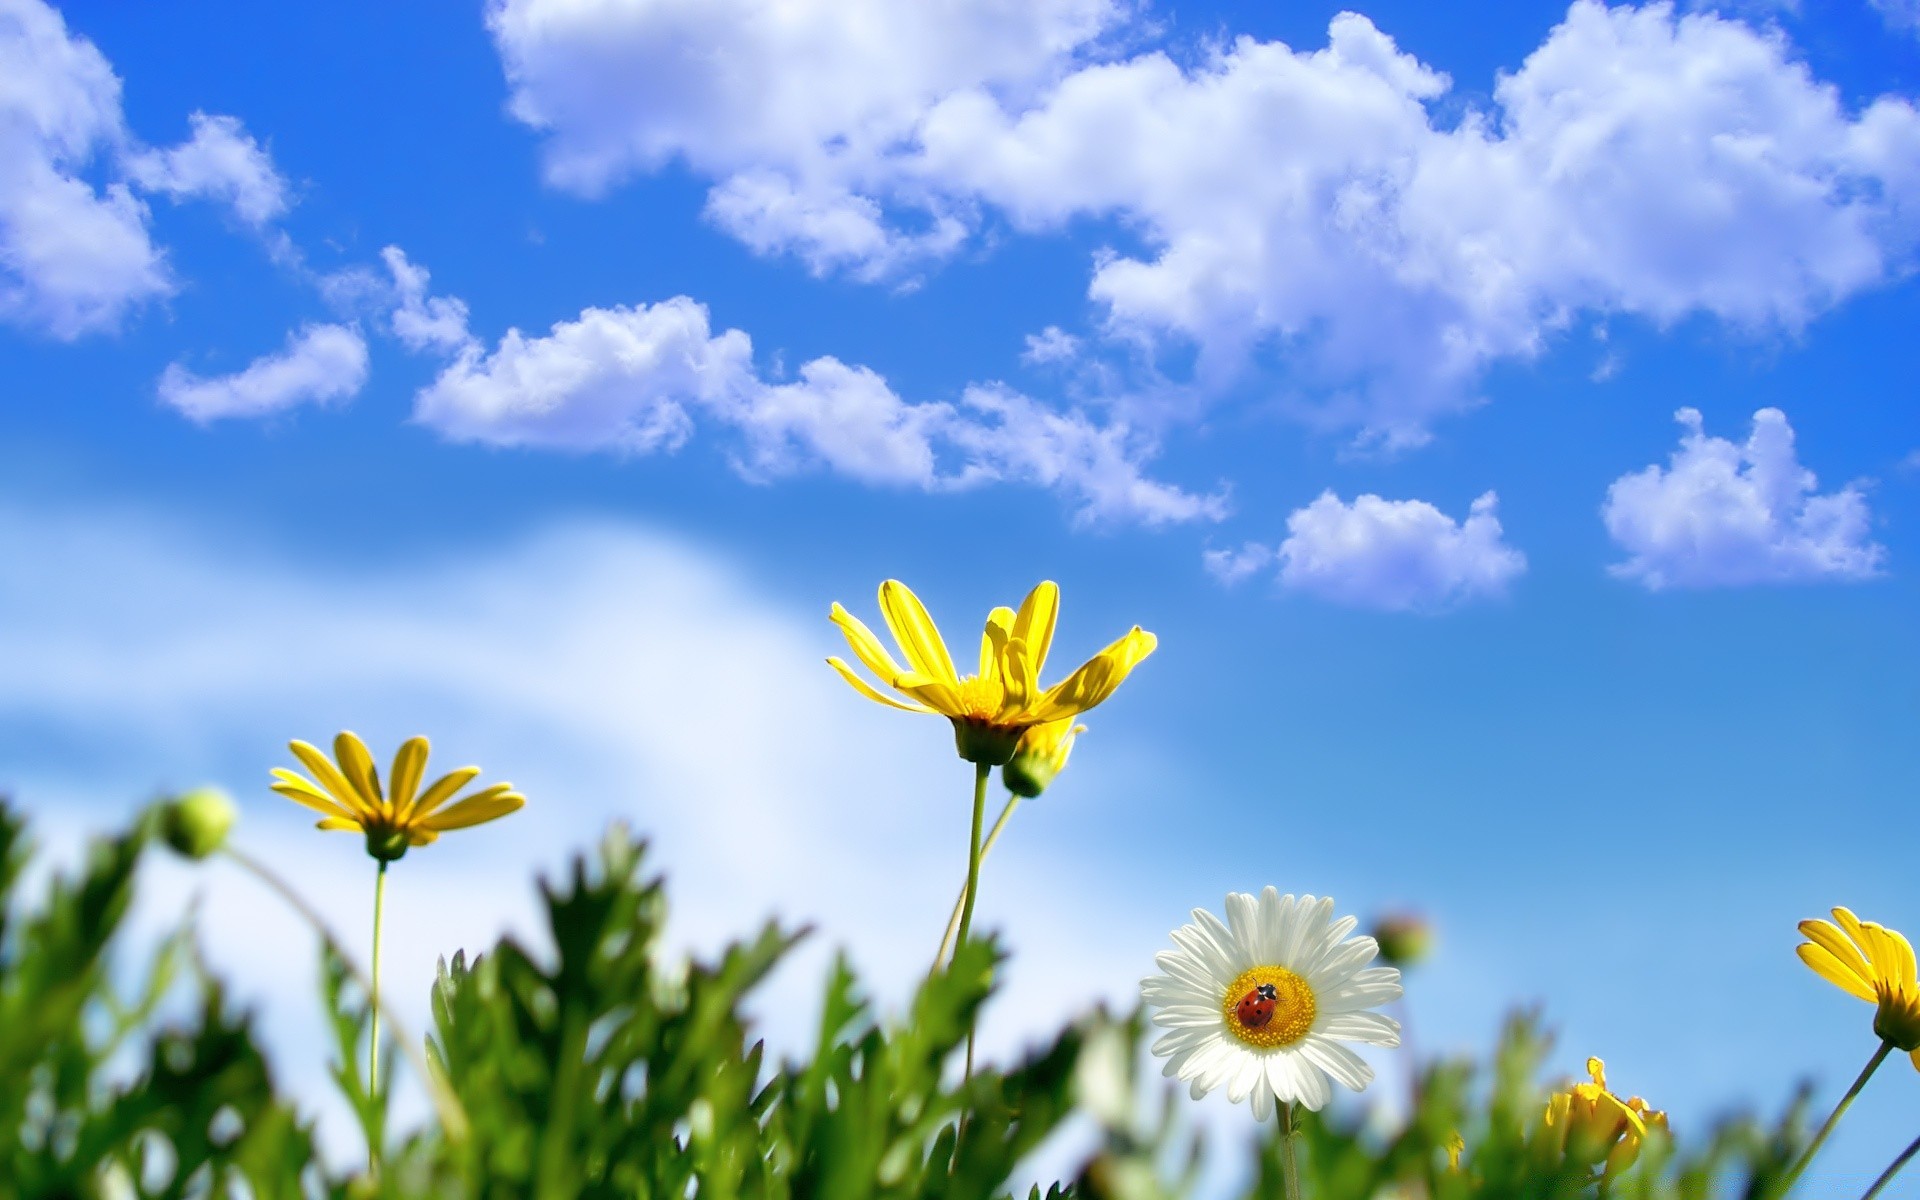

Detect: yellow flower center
[1221,965,1317,1049]
[954,674,1006,721]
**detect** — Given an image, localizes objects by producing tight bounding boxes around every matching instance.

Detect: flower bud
[1002,720,1085,798]
[1370,912,1434,968]
[159,787,237,860]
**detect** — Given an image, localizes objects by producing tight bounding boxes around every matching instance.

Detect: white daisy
[1140,888,1403,1119]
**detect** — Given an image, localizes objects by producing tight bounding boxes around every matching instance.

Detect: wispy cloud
[157,323,369,421]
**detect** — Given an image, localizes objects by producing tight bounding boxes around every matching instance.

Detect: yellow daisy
[1798,907,1920,1063]
[270,731,525,862]
[1544,1057,1667,1178]
[827,579,1156,764]
[1002,717,1085,798]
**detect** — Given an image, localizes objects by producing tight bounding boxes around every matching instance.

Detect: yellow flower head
[1444,1130,1466,1172]
[1544,1057,1667,1177]
[271,731,525,862]
[1797,907,1920,1061]
[1002,718,1085,798]
[827,579,1156,765]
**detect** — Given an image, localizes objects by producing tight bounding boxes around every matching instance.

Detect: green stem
[221,847,469,1144]
[371,860,389,1102]
[1281,1100,1302,1200]
[935,792,1022,970]
[951,763,990,962]
[1862,1129,1920,1200]
[1785,1040,1893,1191]
[951,762,990,1160]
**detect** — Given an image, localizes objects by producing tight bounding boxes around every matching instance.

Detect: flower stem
[1785,1039,1893,1191]
[370,859,389,1102]
[1862,1128,1920,1200]
[936,792,1022,970]
[953,762,990,960]
[1281,1100,1303,1200]
[221,847,469,1145]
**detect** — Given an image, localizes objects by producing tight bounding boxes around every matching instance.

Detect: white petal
[1153,951,1222,995]
[1256,887,1288,964]
[1319,1010,1401,1046]
[1320,968,1403,1013]
[1151,1004,1228,1029]
[1299,914,1359,977]
[1251,1076,1274,1121]
[1265,1052,1303,1105]
[1299,1036,1375,1093]
[1226,1051,1262,1104]
[1306,937,1377,992]
[1272,893,1309,969]
[1294,1051,1333,1111]
[1226,891,1262,961]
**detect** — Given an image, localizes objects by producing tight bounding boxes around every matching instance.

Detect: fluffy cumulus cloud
[1602,407,1884,589]
[491,0,1920,444]
[1213,491,1525,611]
[157,323,369,421]
[0,0,289,338]
[486,0,1116,277]
[412,293,1223,526]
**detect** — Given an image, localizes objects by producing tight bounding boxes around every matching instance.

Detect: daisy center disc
[954,675,1006,720]
[1222,966,1316,1049]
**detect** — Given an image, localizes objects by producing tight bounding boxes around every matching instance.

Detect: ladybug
[1235,982,1279,1029]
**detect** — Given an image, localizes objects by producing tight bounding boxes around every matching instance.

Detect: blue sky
[4,0,1920,1190]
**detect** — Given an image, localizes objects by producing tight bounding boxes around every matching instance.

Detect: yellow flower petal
[1798,943,1879,1003]
[1867,923,1919,989]
[1030,627,1158,722]
[1011,581,1059,676]
[1800,919,1875,991]
[389,736,430,815]
[830,603,912,685]
[999,635,1038,715]
[422,786,526,831]
[979,606,1014,680]
[827,656,936,713]
[287,740,374,819]
[269,771,357,821]
[409,765,484,819]
[878,579,957,683]
[315,817,361,832]
[333,731,385,815]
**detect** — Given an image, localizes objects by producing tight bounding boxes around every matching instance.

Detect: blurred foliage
[0,796,1832,1198]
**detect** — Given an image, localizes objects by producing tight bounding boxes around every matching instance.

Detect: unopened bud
[1370,912,1434,968]
[159,788,237,860]
[1001,720,1085,798]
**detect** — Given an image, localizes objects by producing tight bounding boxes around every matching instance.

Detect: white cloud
[1871,0,1920,35]
[412,296,1223,525]
[948,384,1229,527]
[123,111,289,227]
[1201,542,1276,586]
[380,245,477,357]
[0,0,168,337]
[1237,490,1528,611]
[413,299,752,454]
[1022,324,1081,365]
[157,323,369,421]
[1,0,292,338]
[490,0,1920,445]
[0,498,1182,1165]
[1602,407,1884,589]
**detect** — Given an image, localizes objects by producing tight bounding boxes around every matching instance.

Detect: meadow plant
[0,577,1912,1197]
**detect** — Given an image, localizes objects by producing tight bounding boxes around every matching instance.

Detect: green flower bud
[1001,719,1085,798]
[159,787,237,860]
[365,827,411,862]
[1370,912,1434,968]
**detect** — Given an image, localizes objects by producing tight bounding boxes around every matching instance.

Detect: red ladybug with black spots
[1236,982,1278,1029]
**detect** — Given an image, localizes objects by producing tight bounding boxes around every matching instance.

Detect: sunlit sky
[4,0,1920,1191]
